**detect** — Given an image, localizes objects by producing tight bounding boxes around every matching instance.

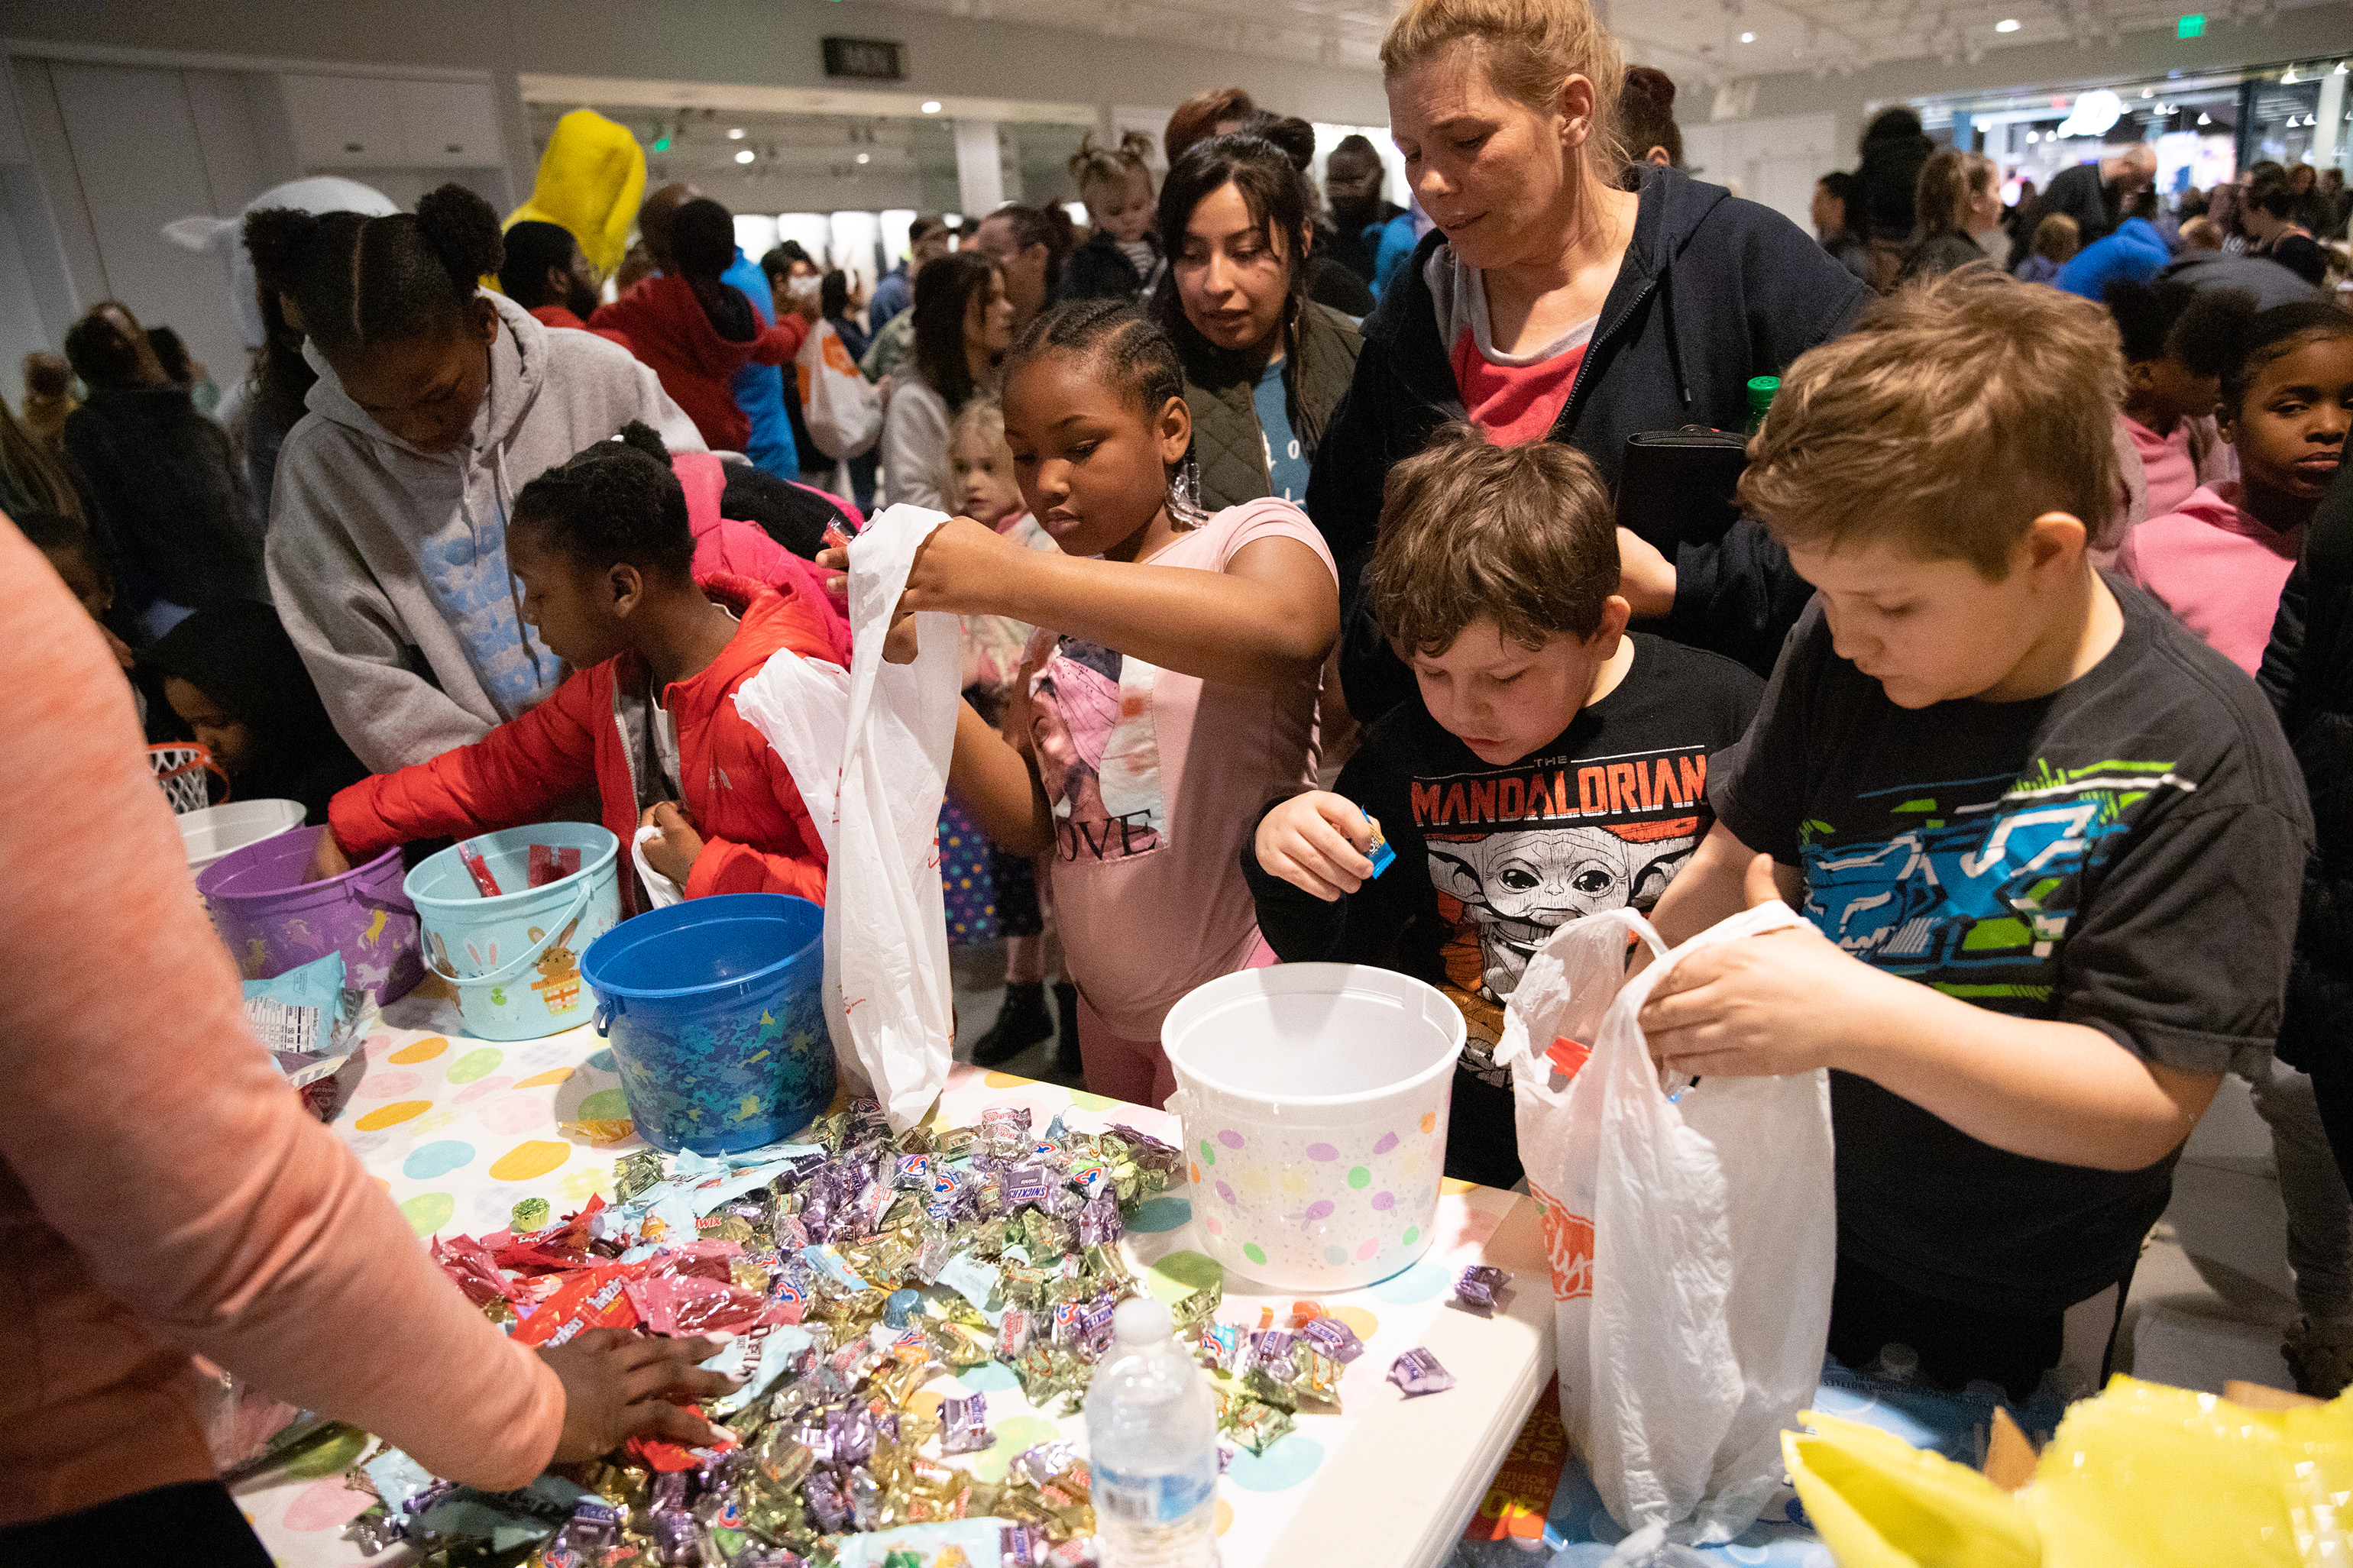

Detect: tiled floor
[2117,1072,2305,1392]
[948,939,1086,1088]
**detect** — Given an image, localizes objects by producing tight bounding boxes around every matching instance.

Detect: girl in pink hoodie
[2107,277,2236,520]
[2125,299,2353,672]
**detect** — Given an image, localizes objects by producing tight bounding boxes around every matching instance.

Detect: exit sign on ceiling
[823,37,908,80]
[2177,13,2206,36]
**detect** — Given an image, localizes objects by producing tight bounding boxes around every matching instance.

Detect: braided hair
[511,421,695,577]
[2215,298,2353,421]
[243,183,503,360]
[1003,299,1196,516]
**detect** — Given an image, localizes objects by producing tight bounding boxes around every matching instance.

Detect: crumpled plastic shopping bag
[732,504,960,1131]
[1495,901,1837,1544]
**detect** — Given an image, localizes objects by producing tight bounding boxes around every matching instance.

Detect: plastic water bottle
[1086,1297,1219,1567]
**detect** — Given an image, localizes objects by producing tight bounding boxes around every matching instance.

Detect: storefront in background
[1908,54,2346,203]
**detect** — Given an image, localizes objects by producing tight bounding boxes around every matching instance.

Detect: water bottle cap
[1113,1296,1173,1346]
[1746,374,1780,410]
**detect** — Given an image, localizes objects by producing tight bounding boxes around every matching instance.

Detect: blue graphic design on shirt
[1798,758,2191,999]
[415,499,553,719]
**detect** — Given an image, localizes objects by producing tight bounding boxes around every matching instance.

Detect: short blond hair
[1368,422,1620,655]
[1382,0,1626,181]
[948,393,1008,457]
[2031,211,2081,262]
[1739,267,2123,579]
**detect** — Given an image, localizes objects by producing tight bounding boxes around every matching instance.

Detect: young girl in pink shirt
[838,299,1340,1104]
[2106,278,2237,521]
[2125,299,2353,673]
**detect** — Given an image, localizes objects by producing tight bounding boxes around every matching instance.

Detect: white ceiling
[860,0,2342,92]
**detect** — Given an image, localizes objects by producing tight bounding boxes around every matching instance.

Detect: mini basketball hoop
[150,743,229,814]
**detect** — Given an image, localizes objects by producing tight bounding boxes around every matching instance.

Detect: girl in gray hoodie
[248,184,703,772]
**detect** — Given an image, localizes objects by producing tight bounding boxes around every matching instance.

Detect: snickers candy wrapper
[1452,1263,1511,1316]
[1389,1347,1455,1397]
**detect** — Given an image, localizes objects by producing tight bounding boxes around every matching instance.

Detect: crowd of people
[5,0,2353,1552]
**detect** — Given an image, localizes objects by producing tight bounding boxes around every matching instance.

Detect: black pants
[1827,1252,2132,1402]
[0,1481,272,1567]
[2306,1056,2353,1201]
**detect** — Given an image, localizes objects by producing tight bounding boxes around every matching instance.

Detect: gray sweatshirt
[265,293,704,771]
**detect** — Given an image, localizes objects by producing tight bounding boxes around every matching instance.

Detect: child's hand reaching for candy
[1255,790,1381,902]
[304,829,352,884]
[639,801,705,886]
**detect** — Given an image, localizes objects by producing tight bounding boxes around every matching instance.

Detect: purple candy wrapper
[939,1391,994,1454]
[1389,1347,1455,1397]
[1296,1314,1364,1364]
[1452,1263,1512,1316]
[1005,1162,1054,1209]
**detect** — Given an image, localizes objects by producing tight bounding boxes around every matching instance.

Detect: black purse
[1616,426,1750,554]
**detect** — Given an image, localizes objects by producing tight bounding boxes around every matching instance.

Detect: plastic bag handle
[421,881,592,988]
[1494,908,1667,1079]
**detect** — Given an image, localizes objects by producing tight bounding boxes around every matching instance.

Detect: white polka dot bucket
[1161,963,1465,1291]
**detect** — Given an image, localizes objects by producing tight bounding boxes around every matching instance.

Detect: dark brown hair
[1164,87,1256,169]
[913,251,1004,413]
[1369,422,1620,653]
[1152,133,1329,454]
[244,183,503,360]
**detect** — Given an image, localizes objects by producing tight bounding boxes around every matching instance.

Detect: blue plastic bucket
[404,824,622,1040]
[581,893,833,1155]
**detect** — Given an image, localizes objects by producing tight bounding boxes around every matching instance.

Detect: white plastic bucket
[179,798,306,874]
[1162,963,1465,1291]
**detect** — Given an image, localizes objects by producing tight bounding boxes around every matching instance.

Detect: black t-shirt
[1713,579,2313,1314]
[1243,633,1763,1188]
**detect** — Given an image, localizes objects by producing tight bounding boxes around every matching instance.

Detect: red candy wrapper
[623,1273,775,1337]
[455,839,503,897]
[432,1233,523,1306]
[512,1262,649,1347]
[1547,1034,1594,1079]
[492,1195,607,1272]
[646,1238,744,1284]
[626,1408,736,1473]
[528,842,581,888]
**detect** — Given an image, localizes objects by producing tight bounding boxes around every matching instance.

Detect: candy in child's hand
[1364,813,1395,878]
[1389,1347,1455,1396]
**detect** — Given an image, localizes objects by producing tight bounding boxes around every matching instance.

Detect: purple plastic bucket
[198,825,424,1003]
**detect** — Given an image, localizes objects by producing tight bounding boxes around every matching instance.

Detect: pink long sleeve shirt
[0,519,563,1524]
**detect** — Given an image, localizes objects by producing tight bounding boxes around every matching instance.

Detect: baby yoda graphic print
[1419,744,1713,1084]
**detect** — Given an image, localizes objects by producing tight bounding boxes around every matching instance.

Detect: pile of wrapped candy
[328,1098,1414,1566]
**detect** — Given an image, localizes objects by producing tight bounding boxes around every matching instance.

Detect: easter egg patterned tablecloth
[236,987,1555,1568]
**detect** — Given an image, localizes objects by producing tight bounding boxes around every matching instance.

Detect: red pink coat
[329,573,832,909]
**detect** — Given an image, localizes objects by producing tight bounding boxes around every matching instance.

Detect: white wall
[1681,112,1840,232]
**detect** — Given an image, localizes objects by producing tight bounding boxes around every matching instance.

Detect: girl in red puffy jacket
[307,426,837,910]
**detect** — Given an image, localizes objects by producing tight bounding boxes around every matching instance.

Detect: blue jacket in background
[1308,163,1870,707]
[868,263,911,333]
[1370,212,1422,302]
[723,246,798,478]
[2056,218,2170,302]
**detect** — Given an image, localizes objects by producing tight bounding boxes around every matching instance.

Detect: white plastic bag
[632,826,685,910]
[797,318,883,461]
[1494,901,1837,1545]
[732,504,960,1131]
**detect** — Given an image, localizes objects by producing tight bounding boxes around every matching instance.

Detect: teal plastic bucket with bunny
[403,823,622,1040]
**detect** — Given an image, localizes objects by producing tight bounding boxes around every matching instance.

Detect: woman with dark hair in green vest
[1151,134,1362,513]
